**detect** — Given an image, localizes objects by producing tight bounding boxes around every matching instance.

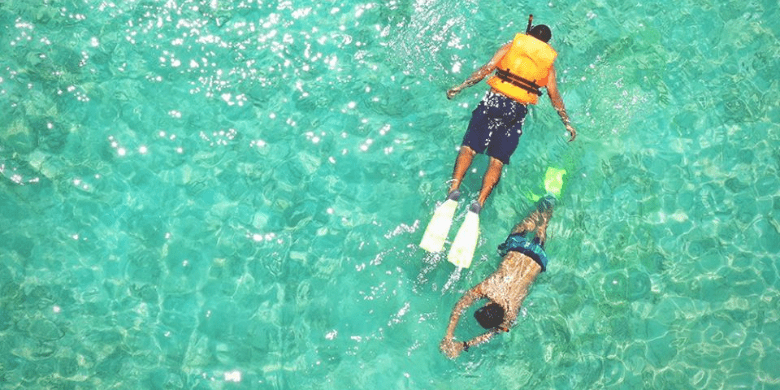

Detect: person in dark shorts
[445,22,576,213]
[440,196,556,358]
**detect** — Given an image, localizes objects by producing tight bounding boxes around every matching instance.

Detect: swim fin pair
[419,193,480,268]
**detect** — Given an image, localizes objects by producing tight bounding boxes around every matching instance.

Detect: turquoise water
[1,0,779,388]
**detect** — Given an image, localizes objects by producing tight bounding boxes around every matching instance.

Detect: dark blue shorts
[461,91,528,164]
[498,233,548,272]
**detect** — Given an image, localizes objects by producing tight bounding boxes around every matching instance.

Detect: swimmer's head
[529,25,552,43]
[474,302,505,329]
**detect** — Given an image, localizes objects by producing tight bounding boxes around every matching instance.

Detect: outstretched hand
[440,338,464,359]
[446,86,462,100]
[566,123,577,142]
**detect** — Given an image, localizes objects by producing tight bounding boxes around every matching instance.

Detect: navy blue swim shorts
[498,233,549,272]
[461,91,528,164]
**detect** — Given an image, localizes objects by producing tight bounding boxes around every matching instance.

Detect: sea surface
[1,0,779,388]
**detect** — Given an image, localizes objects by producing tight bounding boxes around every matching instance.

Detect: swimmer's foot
[468,201,482,215]
[539,195,555,211]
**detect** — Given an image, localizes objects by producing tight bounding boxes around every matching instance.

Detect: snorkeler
[439,196,555,359]
[420,16,575,268]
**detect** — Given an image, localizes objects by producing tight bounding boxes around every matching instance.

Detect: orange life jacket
[487,33,557,105]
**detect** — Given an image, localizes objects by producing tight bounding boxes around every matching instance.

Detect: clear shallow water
[0,0,779,388]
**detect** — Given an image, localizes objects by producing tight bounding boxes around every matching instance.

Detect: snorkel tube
[526,14,533,33]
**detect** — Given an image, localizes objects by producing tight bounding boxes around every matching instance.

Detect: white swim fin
[447,210,480,268]
[419,199,458,253]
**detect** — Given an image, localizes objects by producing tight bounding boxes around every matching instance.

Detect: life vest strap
[495,68,543,96]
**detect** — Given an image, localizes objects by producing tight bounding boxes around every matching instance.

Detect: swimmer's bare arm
[443,286,482,337]
[459,297,520,350]
[460,292,519,351]
[545,66,577,141]
[459,271,533,353]
[440,286,484,358]
[446,43,512,100]
[462,325,504,351]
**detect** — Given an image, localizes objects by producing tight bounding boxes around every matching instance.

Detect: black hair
[474,302,505,329]
[529,24,552,43]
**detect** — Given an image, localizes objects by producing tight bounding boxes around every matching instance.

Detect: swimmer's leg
[511,208,538,236]
[476,157,504,208]
[533,196,555,248]
[449,146,477,195]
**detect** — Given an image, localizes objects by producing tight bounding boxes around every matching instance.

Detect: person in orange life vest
[445,23,576,214]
